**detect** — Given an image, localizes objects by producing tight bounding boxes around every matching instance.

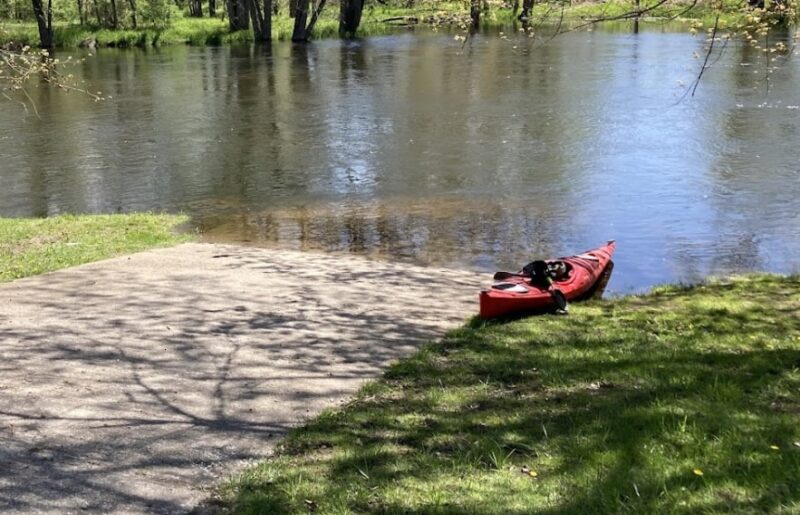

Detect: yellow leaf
[693,468,704,476]
[770,445,780,451]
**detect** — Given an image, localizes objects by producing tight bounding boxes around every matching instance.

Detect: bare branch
[691,13,721,97]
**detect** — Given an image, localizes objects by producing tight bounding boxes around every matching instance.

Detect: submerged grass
[0,213,192,282]
[220,274,800,513]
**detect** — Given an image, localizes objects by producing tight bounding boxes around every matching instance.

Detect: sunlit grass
[0,213,193,282]
[219,274,800,513]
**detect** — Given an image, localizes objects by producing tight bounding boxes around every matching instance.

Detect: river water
[1,26,799,292]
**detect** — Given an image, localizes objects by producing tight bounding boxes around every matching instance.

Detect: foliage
[1,0,797,49]
[0,213,193,282]
[0,44,51,103]
[218,274,800,514]
[0,38,106,113]
[139,0,178,28]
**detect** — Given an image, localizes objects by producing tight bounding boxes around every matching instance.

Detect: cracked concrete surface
[0,243,482,514]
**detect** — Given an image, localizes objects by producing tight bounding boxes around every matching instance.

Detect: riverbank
[218,274,800,513]
[0,213,192,282]
[0,0,741,49]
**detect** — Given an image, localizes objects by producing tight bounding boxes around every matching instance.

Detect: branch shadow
[0,243,482,513]
[225,274,800,513]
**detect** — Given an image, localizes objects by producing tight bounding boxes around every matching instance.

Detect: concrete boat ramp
[0,243,482,514]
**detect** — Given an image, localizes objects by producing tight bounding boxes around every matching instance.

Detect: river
[2,26,799,292]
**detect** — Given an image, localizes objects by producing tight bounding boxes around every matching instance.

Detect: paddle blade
[551,289,568,312]
[493,271,515,280]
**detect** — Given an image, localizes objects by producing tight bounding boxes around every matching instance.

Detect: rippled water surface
[2,27,799,292]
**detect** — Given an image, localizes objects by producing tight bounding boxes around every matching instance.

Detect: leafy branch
[0,41,105,114]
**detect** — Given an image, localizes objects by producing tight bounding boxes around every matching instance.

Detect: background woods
[1,0,796,48]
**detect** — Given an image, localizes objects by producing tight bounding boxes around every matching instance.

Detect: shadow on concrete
[0,243,482,513]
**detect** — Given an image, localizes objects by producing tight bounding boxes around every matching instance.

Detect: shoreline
[2,214,798,513]
[0,1,737,50]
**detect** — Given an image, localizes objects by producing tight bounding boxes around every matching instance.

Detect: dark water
[2,27,799,292]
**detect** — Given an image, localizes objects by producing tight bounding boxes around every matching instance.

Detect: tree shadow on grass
[224,275,800,514]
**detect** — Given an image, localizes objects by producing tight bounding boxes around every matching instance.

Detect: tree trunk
[92,0,101,25]
[209,0,216,16]
[245,0,271,41]
[512,0,518,15]
[262,0,272,38]
[289,0,296,17]
[227,0,249,30]
[291,0,308,41]
[31,0,54,47]
[128,0,137,28]
[338,0,364,37]
[304,0,326,37]
[77,0,85,24]
[518,0,532,21]
[306,0,327,38]
[470,0,479,29]
[109,0,118,28]
[189,0,203,17]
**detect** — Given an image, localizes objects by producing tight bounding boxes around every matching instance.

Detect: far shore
[0,0,732,50]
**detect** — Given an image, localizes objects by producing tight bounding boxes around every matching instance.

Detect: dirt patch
[0,243,482,514]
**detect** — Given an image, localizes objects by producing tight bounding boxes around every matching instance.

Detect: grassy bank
[0,0,745,49]
[218,274,800,513]
[0,15,389,48]
[0,213,192,282]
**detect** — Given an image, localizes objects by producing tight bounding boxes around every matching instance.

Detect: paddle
[492,270,568,312]
[492,271,524,280]
[550,286,568,312]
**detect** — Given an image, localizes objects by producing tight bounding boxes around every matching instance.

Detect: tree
[188,0,202,17]
[127,0,137,28]
[470,0,479,29]
[246,0,271,41]
[226,0,249,30]
[291,0,308,41]
[109,0,118,27]
[76,0,85,24]
[518,0,533,21]
[339,0,364,36]
[30,0,54,48]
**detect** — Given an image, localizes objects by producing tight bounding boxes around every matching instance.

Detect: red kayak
[479,241,616,319]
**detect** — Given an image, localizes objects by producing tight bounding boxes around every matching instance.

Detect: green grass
[0,213,193,282]
[219,274,800,514]
[0,0,760,49]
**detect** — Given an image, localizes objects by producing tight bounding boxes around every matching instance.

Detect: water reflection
[198,197,570,269]
[1,28,799,292]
